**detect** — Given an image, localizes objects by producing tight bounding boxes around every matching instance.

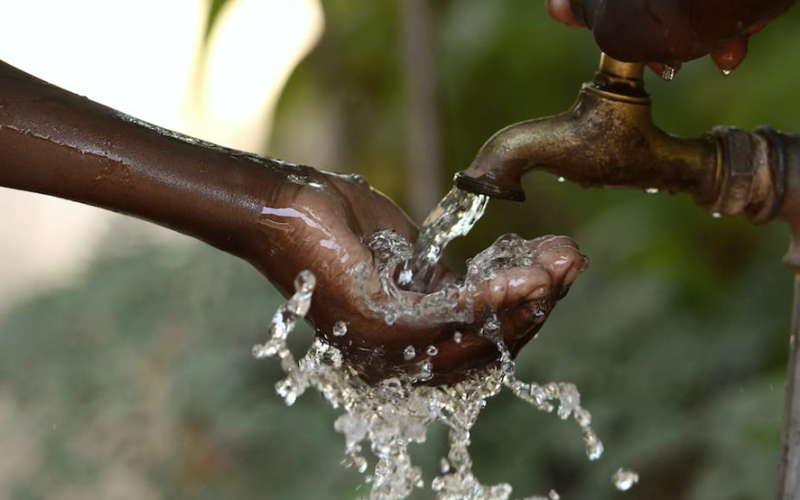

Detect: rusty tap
[455,54,788,226]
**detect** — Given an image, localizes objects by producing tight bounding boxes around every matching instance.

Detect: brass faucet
[458,53,800,500]
[456,54,790,228]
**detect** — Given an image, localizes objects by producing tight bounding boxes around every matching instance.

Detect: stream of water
[398,187,488,292]
[252,187,638,499]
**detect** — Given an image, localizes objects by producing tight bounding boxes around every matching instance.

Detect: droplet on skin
[712,212,722,219]
[403,345,416,361]
[645,187,659,194]
[453,331,463,344]
[333,321,348,337]
[557,176,566,183]
[612,468,639,491]
[426,345,439,357]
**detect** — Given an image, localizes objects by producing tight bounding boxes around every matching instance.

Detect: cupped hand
[547,0,797,73]
[260,168,587,384]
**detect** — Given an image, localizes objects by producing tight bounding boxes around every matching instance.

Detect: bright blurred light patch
[192,0,324,150]
[0,0,206,130]
[0,0,323,309]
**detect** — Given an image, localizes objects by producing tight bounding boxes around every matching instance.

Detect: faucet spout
[456,54,718,205]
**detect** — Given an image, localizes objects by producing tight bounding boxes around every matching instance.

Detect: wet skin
[0,60,587,385]
[264,170,587,384]
[547,0,797,72]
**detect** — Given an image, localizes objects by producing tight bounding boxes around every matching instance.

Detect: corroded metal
[456,55,719,208]
[455,54,791,224]
[457,53,800,500]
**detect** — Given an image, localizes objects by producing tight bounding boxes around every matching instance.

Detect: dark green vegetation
[3,0,800,498]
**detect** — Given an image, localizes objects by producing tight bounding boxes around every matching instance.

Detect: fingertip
[547,0,584,28]
[648,62,664,76]
[711,36,749,74]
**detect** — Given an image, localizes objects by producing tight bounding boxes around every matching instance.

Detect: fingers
[546,0,795,75]
[546,0,583,28]
[331,232,588,385]
[710,36,749,74]
[471,235,587,310]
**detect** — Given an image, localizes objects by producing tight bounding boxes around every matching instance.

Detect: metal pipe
[779,275,800,500]
[455,53,800,499]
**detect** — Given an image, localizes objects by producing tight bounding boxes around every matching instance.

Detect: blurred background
[1,1,799,499]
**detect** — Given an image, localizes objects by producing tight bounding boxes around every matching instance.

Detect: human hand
[547,0,797,73]
[260,169,587,384]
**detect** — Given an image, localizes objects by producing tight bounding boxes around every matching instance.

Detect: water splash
[357,229,475,326]
[252,269,633,499]
[398,187,488,292]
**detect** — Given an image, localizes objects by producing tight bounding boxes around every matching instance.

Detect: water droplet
[439,457,451,474]
[612,468,639,491]
[453,331,463,344]
[426,345,439,357]
[294,269,316,295]
[333,321,348,337]
[661,65,676,81]
[481,314,502,342]
[403,345,416,361]
[548,490,561,500]
[645,187,659,194]
[557,176,566,183]
[349,173,367,185]
[276,378,299,406]
[721,68,733,76]
[712,212,722,219]
[414,359,434,382]
[584,428,604,460]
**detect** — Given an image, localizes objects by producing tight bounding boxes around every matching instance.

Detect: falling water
[254,269,636,498]
[254,268,616,499]
[398,187,488,292]
[251,187,637,499]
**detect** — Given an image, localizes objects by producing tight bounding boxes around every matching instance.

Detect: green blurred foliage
[3,0,800,499]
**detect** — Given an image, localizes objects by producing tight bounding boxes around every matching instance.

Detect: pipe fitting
[706,126,787,224]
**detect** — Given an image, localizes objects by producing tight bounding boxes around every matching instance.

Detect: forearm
[0,60,297,271]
